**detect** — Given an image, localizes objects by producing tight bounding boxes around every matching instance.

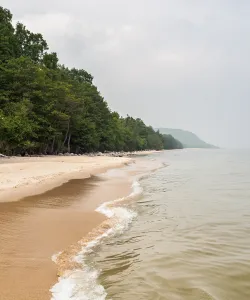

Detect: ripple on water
[90,150,250,300]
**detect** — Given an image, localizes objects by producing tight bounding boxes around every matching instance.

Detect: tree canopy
[0,6,183,155]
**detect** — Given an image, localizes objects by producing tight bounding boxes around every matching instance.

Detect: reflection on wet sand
[0,175,131,300]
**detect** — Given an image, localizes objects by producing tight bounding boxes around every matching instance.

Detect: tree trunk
[44,143,49,155]
[62,119,70,151]
[67,132,71,153]
[51,136,55,154]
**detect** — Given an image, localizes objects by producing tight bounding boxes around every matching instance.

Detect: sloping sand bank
[0,156,131,202]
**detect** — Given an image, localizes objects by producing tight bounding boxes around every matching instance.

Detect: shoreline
[50,158,159,300]
[0,162,135,300]
[51,175,141,300]
[0,156,131,203]
[0,151,159,203]
[0,150,160,159]
[0,152,161,300]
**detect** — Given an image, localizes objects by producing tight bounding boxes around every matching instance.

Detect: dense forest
[0,7,183,155]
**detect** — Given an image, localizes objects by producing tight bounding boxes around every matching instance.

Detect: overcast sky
[3,0,250,148]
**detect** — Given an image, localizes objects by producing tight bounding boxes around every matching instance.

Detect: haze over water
[90,149,250,299]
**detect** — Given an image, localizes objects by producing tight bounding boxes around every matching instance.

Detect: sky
[3,0,250,148]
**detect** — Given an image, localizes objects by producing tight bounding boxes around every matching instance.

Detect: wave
[50,160,167,300]
[50,178,142,300]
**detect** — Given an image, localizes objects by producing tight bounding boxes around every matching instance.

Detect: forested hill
[0,7,183,155]
[158,128,217,149]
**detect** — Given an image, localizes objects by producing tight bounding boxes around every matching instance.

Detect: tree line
[0,7,183,155]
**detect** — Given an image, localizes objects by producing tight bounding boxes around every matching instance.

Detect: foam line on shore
[50,160,166,300]
[50,178,142,300]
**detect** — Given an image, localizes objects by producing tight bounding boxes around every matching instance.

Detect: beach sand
[0,155,133,300]
[0,153,160,299]
[0,155,132,203]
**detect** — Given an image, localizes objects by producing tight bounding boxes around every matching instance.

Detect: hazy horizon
[3,0,250,148]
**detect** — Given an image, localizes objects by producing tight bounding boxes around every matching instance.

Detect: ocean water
[52,149,250,300]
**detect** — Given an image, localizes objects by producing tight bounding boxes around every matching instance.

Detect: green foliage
[14,22,48,62]
[0,6,183,155]
[161,134,183,150]
[0,7,15,62]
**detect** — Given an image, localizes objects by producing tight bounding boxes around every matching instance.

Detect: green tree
[0,7,15,62]
[0,5,183,155]
[162,134,183,150]
[14,22,48,62]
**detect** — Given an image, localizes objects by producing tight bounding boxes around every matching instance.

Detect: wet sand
[0,174,132,300]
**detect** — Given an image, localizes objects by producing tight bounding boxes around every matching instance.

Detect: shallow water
[86,149,250,300]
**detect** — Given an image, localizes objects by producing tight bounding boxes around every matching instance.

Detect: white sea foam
[50,267,106,300]
[50,178,142,300]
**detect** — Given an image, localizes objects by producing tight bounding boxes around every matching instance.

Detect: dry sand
[0,155,132,202]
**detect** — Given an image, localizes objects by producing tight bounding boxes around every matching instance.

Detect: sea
[51,149,250,300]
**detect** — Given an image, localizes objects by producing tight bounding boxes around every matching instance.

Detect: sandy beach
[0,152,162,300]
[0,155,137,300]
[0,155,132,203]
